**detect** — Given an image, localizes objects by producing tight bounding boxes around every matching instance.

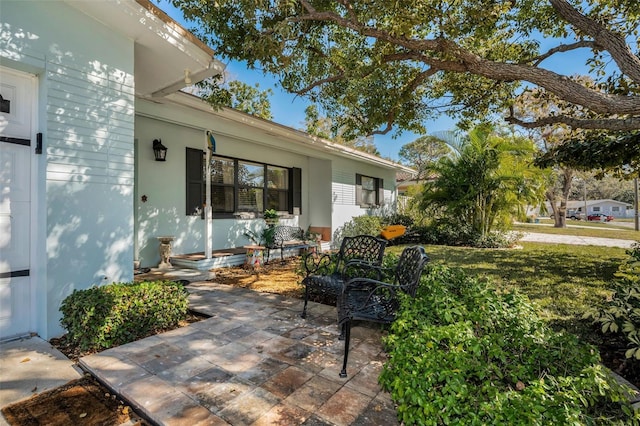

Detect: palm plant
[419,124,546,240]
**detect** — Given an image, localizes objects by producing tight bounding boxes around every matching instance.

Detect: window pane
[212,186,234,213]
[267,189,289,211]
[238,187,264,211]
[267,166,288,189]
[211,157,234,184]
[362,176,375,191]
[238,161,264,187]
[363,189,376,205]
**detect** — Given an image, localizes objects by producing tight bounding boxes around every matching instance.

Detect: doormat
[1,376,138,426]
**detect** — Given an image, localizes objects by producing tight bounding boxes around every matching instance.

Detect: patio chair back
[335,235,388,274]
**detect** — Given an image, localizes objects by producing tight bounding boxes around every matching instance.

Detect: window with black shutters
[187,151,301,218]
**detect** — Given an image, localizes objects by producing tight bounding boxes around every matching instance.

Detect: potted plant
[263,208,279,226]
[244,226,276,247]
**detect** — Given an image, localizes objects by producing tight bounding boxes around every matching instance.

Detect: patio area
[79,279,398,425]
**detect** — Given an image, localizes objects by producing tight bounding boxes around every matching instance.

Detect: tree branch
[550,0,640,83]
[505,112,640,131]
[293,73,346,95]
[291,2,640,117]
[528,40,599,66]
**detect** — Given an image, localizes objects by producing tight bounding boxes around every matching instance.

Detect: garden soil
[1,375,144,426]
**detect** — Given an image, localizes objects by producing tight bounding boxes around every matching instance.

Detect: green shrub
[380,264,637,425]
[332,215,383,248]
[411,220,517,248]
[60,281,189,351]
[380,213,415,228]
[586,242,640,359]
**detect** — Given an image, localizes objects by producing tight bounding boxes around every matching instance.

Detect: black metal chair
[300,235,387,318]
[337,245,429,378]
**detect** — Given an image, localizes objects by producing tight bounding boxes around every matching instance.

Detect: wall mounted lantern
[153,139,167,161]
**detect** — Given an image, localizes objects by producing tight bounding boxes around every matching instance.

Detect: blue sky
[159,1,592,161]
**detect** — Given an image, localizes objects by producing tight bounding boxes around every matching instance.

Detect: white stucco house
[544,199,633,218]
[0,0,412,341]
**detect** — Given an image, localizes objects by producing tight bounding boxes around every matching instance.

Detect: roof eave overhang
[158,92,415,173]
[65,0,225,97]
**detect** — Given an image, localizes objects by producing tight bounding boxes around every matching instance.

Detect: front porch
[168,242,332,271]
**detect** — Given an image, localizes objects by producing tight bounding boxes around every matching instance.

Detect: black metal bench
[300,234,387,318]
[265,225,310,264]
[337,245,429,377]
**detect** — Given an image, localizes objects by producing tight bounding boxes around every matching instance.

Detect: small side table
[244,245,265,270]
[157,236,175,269]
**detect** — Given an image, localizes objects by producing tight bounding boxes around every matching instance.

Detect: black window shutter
[186,147,204,216]
[378,178,384,206]
[355,173,362,206]
[289,167,302,214]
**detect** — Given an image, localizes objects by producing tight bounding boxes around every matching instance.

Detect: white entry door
[0,67,34,340]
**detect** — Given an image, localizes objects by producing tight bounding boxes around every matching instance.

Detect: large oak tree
[172,0,640,138]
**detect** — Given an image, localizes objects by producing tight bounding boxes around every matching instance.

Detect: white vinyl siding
[331,169,355,205]
[1,0,136,339]
[45,58,134,185]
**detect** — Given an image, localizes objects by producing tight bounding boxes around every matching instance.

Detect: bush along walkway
[379,264,640,425]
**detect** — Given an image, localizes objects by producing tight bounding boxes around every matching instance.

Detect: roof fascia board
[162,92,414,172]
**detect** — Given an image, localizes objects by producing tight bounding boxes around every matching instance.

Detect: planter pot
[265,218,279,226]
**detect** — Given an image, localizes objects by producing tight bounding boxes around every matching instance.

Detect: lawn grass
[388,242,630,344]
[513,222,640,240]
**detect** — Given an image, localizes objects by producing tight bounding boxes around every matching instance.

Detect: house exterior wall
[308,158,332,230]
[1,1,135,338]
[331,156,397,240]
[135,96,400,265]
[135,100,311,267]
[586,201,631,218]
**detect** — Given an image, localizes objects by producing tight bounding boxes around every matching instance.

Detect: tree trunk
[547,169,574,228]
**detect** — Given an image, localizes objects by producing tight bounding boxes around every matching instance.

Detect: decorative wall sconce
[153,139,167,161]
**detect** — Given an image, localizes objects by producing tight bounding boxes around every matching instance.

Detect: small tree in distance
[398,136,450,182]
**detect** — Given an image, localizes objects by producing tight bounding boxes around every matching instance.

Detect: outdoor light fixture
[184,69,192,85]
[153,139,167,161]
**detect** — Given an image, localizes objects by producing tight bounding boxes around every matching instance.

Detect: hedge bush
[60,281,189,351]
[331,215,383,248]
[379,264,638,425]
[586,242,640,359]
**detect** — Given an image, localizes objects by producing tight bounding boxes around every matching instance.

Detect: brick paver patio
[80,281,398,425]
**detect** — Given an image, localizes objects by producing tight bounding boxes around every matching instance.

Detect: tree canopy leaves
[398,136,450,181]
[171,0,640,138]
[535,131,640,178]
[195,78,273,120]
